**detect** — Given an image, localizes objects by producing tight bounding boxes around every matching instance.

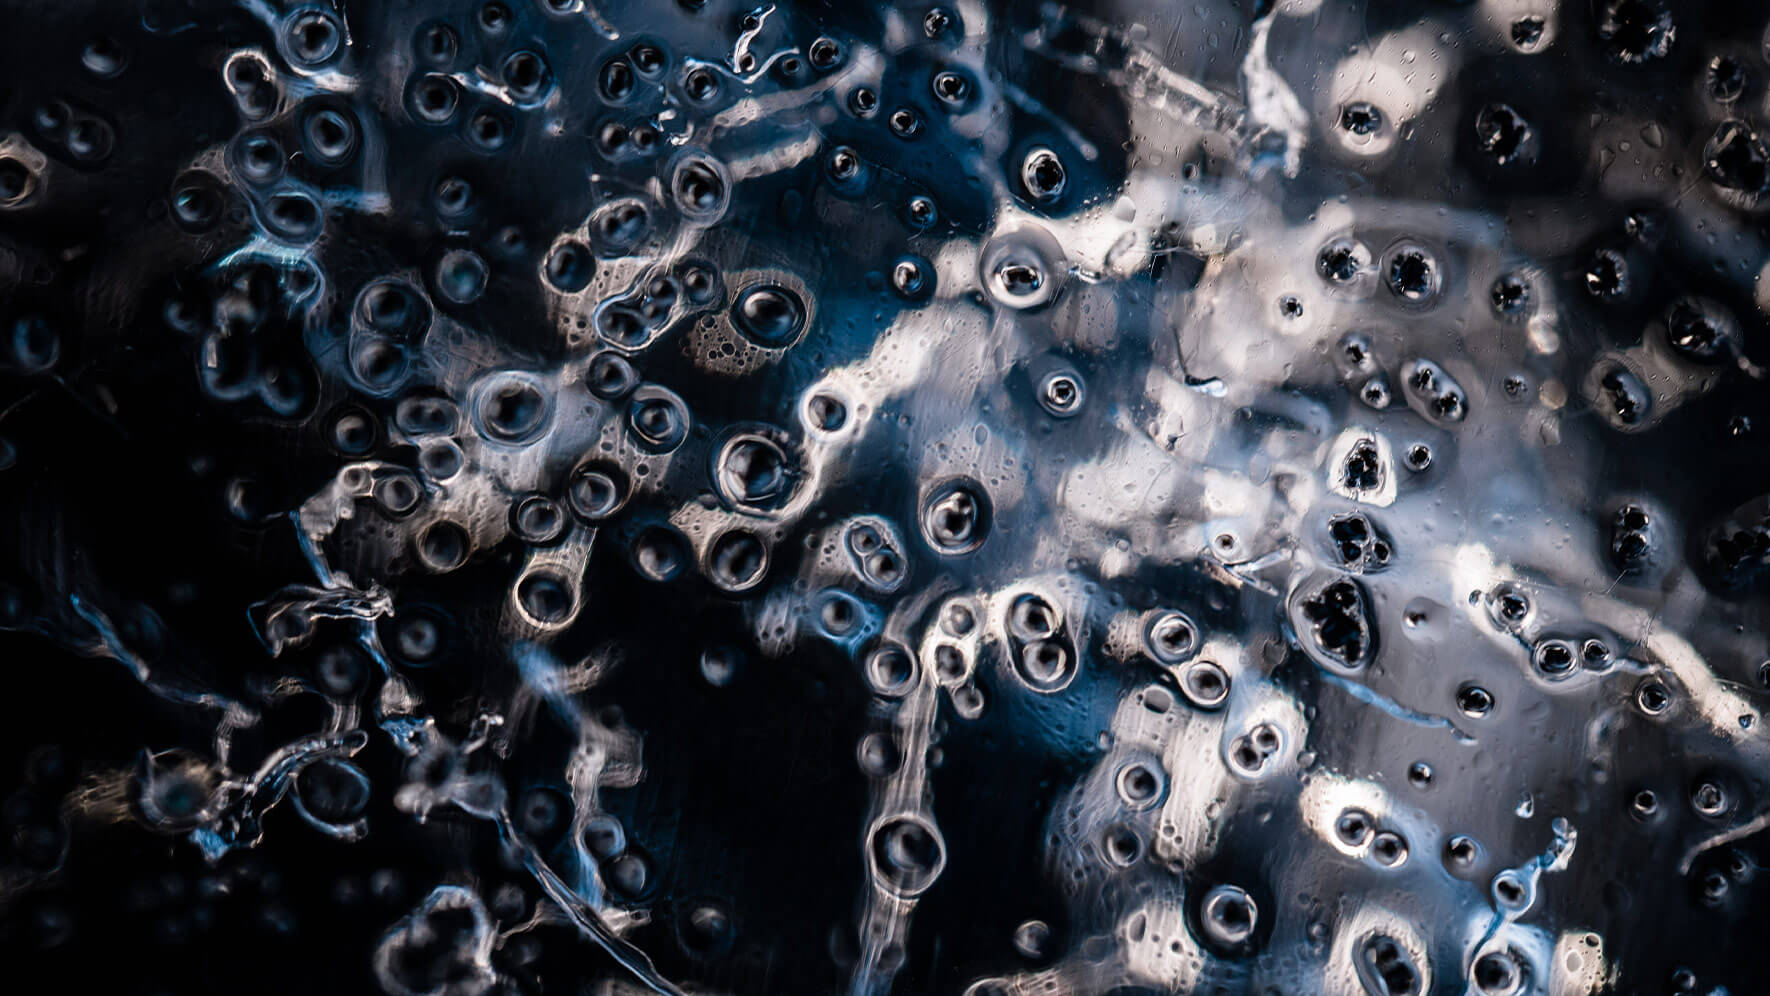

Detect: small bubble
[502,50,551,103]
[1317,238,1367,283]
[1474,103,1532,165]
[1339,101,1383,136]
[1199,885,1257,949]
[1490,272,1532,317]
[1335,808,1373,847]
[1509,16,1545,50]
[415,521,470,572]
[631,526,689,583]
[922,479,990,554]
[1472,950,1525,995]
[809,38,842,71]
[865,643,917,697]
[1356,935,1420,996]
[1456,683,1493,717]
[806,392,847,432]
[1020,148,1067,202]
[433,249,487,304]
[731,284,807,347]
[715,433,791,511]
[1370,831,1408,868]
[1116,762,1164,808]
[283,9,343,67]
[707,530,768,592]
[888,108,921,139]
[516,571,575,624]
[510,494,566,546]
[1635,679,1671,715]
[1691,780,1729,818]
[567,463,626,521]
[857,733,900,777]
[1038,370,1084,417]
[1144,610,1199,664]
[1180,660,1230,709]
[1385,243,1439,303]
[1584,249,1629,299]
[627,386,690,452]
[869,815,944,896]
[1708,56,1748,103]
[1444,834,1481,872]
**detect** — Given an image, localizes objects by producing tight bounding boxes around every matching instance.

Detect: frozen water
[2,1,1770,994]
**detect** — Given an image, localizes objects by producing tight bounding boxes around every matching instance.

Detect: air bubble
[1144,610,1199,664]
[1474,103,1532,165]
[1595,0,1674,64]
[1456,684,1493,718]
[1014,638,1075,692]
[510,494,566,546]
[1533,639,1577,680]
[806,392,846,432]
[1020,148,1067,202]
[1664,297,1737,363]
[1102,826,1141,866]
[502,51,551,103]
[631,526,689,583]
[699,645,740,687]
[1336,809,1373,847]
[1371,831,1408,868]
[865,643,917,697]
[372,471,422,517]
[433,250,487,304]
[1584,249,1629,300]
[283,9,343,68]
[730,284,807,347]
[1708,56,1748,103]
[1115,762,1164,808]
[707,530,768,592]
[1180,660,1230,709]
[1009,593,1060,641]
[1356,935,1420,996]
[1200,885,1257,949]
[415,521,470,572]
[1385,243,1439,304]
[921,479,990,554]
[294,758,370,826]
[857,733,901,777]
[1340,102,1383,136]
[715,433,792,511]
[672,154,730,223]
[1318,238,1368,283]
[809,37,841,71]
[627,386,690,452]
[301,105,359,167]
[869,815,945,897]
[932,71,971,107]
[1297,576,1374,668]
[474,373,552,444]
[891,256,933,301]
[1037,370,1085,417]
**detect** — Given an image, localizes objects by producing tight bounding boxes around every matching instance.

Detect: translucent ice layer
[2,1,1770,994]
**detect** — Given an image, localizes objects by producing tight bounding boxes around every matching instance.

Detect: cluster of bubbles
[4,0,1770,993]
